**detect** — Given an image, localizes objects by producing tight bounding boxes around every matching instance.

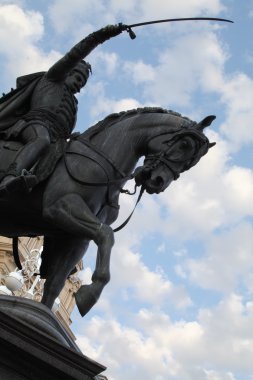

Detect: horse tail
[39,236,53,279]
[40,236,77,279]
[12,237,22,270]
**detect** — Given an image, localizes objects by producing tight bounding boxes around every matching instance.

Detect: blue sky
[1,1,253,379]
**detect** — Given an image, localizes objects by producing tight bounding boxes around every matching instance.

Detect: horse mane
[83,107,194,139]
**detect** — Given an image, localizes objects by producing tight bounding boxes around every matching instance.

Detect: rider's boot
[0,164,38,196]
[0,125,50,196]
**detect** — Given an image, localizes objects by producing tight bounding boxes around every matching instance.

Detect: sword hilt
[126,26,136,39]
[119,23,137,39]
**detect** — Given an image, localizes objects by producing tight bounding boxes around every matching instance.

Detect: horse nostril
[155,176,164,187]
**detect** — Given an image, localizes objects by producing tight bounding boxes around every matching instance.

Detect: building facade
[0,236,82,338]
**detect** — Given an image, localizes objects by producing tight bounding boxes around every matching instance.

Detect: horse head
[134,115,216,194]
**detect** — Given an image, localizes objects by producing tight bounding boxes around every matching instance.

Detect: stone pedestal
[0,295,106,380]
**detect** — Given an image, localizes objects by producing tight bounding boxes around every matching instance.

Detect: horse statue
[0,107,216,316]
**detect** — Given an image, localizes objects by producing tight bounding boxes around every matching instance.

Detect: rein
[144,153,180,180]
[65,137,135,187]
[77,138,127,177]
[64,151,134,187]
[113,185,145,232]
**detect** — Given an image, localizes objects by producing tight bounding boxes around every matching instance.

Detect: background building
[0,236,82,339]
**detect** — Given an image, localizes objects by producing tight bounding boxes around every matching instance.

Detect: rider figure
[0,24,124,193]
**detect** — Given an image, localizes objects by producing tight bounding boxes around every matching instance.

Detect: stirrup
[21,169,38,192]
[0,171,38,195]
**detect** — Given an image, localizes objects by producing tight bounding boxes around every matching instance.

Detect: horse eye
[181,140,189,149]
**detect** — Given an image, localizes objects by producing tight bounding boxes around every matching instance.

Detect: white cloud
[92,51,119,76]
[223,165,253,214]
[249,2,253,18]
[245,52,253,65]
[76,314,181,380]
[220,73,253,149]
[48,0,110,35]
[88,81,142,120]
[0,4,61,81]
[111,243,192,308]
[133,0,226,21]
[79,266,93,284]
[0,4,42,53]
[204,370,236,380]
[0,4,43,42]
[76,294,253,380]
[197,294,253,370]
[48,0,226,37]
[157,243,166,253]
[124,29,228,108]
[123,60,156,84]
[180,222,253,293]
[79,236,193,312]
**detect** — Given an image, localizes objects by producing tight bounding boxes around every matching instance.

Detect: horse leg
[75,226,114,316]
[40,236,89,309]
[43,193,114,316]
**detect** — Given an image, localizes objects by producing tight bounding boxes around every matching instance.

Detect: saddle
[0,138,66,195]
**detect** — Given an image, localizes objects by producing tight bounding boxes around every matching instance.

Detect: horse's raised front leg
[43,193,114,316]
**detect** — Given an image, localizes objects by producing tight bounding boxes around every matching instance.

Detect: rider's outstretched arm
[47,24,124,81]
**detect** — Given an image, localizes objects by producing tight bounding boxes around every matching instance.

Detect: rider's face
[65,71,87,94]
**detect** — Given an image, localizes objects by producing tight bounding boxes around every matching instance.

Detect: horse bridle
[143,151,181,180]
[143,130,209,181]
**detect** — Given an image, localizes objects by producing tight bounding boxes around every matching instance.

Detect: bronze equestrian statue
[0,24,216,317]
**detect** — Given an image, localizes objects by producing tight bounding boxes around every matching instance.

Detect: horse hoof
[75,284,100,317]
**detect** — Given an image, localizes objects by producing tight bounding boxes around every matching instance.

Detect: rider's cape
[0,71,66,184]
[0,72,45,137]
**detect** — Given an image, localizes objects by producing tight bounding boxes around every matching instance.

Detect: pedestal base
[0,295,106,380]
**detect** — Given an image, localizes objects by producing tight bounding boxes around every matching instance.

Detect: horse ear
[197,115,216,130]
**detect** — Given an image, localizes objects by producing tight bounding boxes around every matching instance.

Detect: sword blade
[128,17,234,28]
